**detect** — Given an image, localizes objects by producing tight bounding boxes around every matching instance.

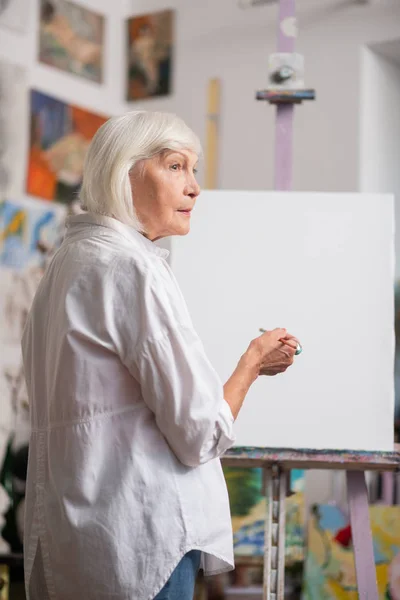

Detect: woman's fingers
[279,338,298,350]
[258,328,301,355]
[259,328,286,349]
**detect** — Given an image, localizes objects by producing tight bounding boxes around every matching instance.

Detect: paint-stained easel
[221,1,400,599]
[222,448,400,600]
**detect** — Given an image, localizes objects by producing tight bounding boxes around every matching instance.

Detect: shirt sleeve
[109,256,236,468]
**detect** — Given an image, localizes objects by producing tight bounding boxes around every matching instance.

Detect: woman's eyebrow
[164,151,198,169]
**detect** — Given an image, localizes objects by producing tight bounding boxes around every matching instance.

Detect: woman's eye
[170,163,181,171]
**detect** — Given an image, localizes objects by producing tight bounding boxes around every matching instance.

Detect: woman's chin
[173,223,191,236]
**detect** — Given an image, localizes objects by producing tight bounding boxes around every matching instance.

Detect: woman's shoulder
[61,229,158,278]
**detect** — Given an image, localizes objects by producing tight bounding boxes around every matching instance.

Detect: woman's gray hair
[79,110,202,231]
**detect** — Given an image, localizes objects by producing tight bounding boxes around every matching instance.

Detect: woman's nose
[186,178,200,199]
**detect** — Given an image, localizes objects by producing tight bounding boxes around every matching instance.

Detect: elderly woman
[21,111,299,600]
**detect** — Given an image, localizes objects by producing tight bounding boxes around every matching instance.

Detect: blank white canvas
[169,191,395,452]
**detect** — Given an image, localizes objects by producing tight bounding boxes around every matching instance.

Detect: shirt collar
[65,213,170,259]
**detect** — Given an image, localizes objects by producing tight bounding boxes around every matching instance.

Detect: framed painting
[126,9,174,101]
[39,0,104,84]
[26,90,107,206]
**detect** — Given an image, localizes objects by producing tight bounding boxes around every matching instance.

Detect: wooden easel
[222,448,400,600]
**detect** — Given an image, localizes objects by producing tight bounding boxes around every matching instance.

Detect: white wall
[121,0,400,194]
[360,45,400,276]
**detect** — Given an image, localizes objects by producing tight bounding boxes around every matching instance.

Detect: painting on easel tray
[39,0,104,84]
[26,90,107,207]
[303,504,400,599]
[126,9,174,101]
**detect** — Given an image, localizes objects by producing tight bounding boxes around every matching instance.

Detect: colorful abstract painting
[127,9,174,101]
[39,0,104,83]
[223,467,305,564]
[303,504,400,599]
[0,198,66,552]
[26,90,107,205]
[0,199,64,269]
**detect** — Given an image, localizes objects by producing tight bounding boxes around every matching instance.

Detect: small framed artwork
[126,9,174,101]
[39,0,104,84]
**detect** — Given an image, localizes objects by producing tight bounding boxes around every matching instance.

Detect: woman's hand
[223,328,300,420]
[250,328,299,377]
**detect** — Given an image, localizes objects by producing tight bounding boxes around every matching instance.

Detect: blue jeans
[153,550,201,600]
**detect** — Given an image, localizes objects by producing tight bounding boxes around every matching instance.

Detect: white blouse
[21,213,235,600]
